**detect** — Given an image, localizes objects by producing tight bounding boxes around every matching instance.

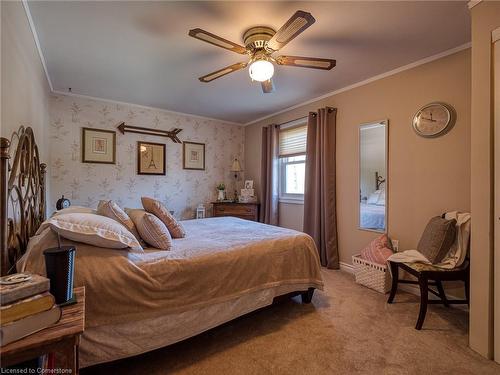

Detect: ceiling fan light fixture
[248,59,274,82]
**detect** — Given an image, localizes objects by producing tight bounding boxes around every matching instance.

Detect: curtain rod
[278,106,335,125]
[278,116,309,128]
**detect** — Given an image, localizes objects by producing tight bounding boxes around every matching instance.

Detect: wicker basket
[352,254,392,293]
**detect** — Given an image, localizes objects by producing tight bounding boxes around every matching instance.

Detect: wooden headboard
[1,127,47,276]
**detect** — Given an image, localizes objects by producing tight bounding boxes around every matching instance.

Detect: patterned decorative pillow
[126,209,173,250]
[97,200,141,242]
[417,216,457,264]
[48,213,143,251]
[360,234,394,265]
[141,197,186,238]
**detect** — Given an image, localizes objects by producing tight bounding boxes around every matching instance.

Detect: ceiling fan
[188,10,336,93]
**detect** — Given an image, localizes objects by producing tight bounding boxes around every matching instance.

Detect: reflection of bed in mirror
[360,201,385,231]
[359,120,388,232]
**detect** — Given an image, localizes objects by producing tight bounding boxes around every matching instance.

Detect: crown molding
[468,1,483,10]
[22,0,53,91]
[244,42,471,126]
[52,90,244,126]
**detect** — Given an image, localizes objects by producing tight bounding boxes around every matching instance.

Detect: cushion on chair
[417,216,457,264]
[360,234,394,265]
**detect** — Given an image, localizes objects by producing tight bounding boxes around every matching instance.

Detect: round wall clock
[412,102,456,138]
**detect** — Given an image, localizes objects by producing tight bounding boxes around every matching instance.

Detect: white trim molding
[244,43,471,126]
[279,198,304,205]
[468,0,483,10]
[22,0,53,91]
[339,262,354,274]
[341,261,465,302]
[52,90,244,126]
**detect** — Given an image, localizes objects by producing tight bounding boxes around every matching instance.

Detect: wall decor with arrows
[117,122,182,143]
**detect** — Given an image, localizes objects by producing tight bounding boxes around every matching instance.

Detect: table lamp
[230,158,242,202]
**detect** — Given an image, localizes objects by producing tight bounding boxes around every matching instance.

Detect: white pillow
[367,190,381,205]
[52,206,96,217]
[48,213,143,251]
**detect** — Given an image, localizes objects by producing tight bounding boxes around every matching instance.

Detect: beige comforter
[20,217,323,328]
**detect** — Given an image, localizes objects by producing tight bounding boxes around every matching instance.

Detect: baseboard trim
[341,261,464,301]
[339,261,354,274]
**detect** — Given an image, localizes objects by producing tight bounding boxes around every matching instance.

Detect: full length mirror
[359,120,388,232]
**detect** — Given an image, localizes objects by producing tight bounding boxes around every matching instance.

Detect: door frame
[493,26,500,364]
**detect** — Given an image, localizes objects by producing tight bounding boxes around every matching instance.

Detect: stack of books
[0,273,61,346]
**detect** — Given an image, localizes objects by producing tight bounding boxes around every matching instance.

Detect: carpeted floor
[82,270,499,375]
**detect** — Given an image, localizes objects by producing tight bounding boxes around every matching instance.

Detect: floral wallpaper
[49,94,245,219]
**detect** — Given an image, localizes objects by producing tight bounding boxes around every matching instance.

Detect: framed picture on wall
[82,127,116,164]
[137,141,166,175]
[183,141,205,170]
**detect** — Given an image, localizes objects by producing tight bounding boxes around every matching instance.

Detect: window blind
[279,124,307,157]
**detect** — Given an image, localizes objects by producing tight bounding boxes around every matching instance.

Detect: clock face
[56,196,71,210]
[412,103,455,138]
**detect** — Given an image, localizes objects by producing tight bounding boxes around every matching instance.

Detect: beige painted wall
[245,50,471,267]
[469,0,500,360]
[1,1,51,191]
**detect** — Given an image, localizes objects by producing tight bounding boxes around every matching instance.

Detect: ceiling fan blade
[267,11,315,51]
[198,62,248,83]
[189,28,247,54]
[276,55,336,70]
[261,79,275,93]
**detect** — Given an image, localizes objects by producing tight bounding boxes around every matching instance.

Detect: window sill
[279,198,304,205]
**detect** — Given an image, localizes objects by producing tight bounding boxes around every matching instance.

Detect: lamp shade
[230,158,242,172]
[248,60,274,82]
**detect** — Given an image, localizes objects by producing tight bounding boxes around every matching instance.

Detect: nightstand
[212,202,260,221]
[1,287,85,374]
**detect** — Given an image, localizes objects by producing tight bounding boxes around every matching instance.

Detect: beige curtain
[303,108,339,269]
[260,124,279,225]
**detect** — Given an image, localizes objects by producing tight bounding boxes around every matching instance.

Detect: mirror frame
[358,119,389,233]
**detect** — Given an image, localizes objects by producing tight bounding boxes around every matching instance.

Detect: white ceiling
[27,1,471,125]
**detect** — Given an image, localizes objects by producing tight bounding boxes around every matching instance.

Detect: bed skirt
[81,282,320,367]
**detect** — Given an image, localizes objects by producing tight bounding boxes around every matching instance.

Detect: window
[278,123,307,203]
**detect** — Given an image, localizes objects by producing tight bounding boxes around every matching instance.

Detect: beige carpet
[82,270,499,375]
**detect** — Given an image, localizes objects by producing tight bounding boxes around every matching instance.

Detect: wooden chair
[387,259,469,330]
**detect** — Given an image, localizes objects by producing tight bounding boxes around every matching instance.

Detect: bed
[360,202,386,231]
[0,127,323,367]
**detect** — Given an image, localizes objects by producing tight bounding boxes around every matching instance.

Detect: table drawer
[214,205,257,216]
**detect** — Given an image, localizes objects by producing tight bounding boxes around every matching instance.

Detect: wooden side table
[1,287,85,374]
